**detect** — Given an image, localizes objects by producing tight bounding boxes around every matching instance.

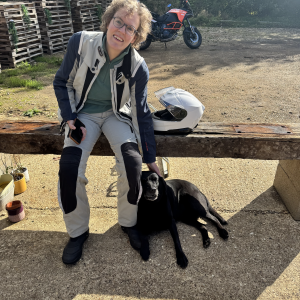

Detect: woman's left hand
[147,162,162,177]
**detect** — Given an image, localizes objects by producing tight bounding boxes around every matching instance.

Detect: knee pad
[59,147,82,214]
[121,142,142,204]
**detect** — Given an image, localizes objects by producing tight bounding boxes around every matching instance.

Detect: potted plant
[1,154,27,195]
[12,154,30,182]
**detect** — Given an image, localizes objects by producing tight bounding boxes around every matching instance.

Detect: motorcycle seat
[155,14,169,22]
[151,11,160,19]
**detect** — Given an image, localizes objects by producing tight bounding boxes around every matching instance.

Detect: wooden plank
[0,121,299,159]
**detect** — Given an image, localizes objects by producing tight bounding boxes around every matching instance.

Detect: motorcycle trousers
[57,110,143,238]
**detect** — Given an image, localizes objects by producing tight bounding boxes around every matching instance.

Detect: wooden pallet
[100,0,112,10]
[0,2,43,69]
[10,0,74,54]
[70,0,101,33]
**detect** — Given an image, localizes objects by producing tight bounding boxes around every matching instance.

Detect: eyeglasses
[112,17,138,36]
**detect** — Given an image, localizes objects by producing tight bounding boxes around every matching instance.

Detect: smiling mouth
[113,35,124,42]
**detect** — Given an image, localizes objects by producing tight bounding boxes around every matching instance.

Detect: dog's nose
[150,188,156,194]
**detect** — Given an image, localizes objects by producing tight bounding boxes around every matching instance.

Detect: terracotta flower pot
[6,200,25,222]
[14,173,27,195]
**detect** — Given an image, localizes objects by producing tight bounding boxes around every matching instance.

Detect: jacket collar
[82,32,105,72]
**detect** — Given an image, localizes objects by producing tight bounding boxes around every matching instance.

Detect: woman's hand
[147,162,162,177]
[67,120,87,142]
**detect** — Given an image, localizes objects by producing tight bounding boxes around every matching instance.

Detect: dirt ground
[0,27,299,123]
[1,27,300,300]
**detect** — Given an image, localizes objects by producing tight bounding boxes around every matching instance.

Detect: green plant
[18,61,31,69]
[21,5,30,29]
[0,154,13,175]
[96,5,102,22]
[64,0,71,13]
[8,20,18,50]
[4,68,19,77]
[44,8,52,25]
[25,80,43,89]
[12,155,25,173]
[23,107,42,117]
[0,154,24,181]
[4,77,43,90]
[34,56,63,66]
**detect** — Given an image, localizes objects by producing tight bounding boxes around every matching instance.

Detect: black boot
[62,229,89,264]
[121,225,142,250]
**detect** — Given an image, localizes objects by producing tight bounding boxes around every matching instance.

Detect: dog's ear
[141,171,155,181]
[158,175,168,199]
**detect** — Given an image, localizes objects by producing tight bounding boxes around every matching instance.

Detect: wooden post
[273,160,300,220]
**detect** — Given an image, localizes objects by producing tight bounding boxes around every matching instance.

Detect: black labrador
[137,171,229,269]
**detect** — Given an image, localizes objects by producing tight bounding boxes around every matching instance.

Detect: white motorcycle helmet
[151,87,205,135]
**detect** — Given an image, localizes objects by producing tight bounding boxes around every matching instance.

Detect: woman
[53,0,160,264]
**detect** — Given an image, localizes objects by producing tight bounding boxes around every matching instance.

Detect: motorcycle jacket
[53,31,156,163]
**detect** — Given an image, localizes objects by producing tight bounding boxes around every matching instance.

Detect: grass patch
[23,107,42,117]
[34,56,63,66]
[5,77,43,90]
[0,55,63,90]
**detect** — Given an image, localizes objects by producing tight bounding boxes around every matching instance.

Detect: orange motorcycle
[140,0,202,50]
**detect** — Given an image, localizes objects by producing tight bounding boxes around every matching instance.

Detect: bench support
[274,160,300,220]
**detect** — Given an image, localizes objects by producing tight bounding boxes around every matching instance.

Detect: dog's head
[141,171,161,201]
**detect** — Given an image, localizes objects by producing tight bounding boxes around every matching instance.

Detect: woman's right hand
[67,119,87,142]
[67,119,76,130]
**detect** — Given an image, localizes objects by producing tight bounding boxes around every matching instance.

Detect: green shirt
[80,36,131,114]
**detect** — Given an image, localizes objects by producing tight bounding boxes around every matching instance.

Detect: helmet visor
[157,89,187,120]
[159,100,187,120]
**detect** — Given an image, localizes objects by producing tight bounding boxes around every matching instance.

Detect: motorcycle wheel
[183,27,202,49]
[139,38,152,50]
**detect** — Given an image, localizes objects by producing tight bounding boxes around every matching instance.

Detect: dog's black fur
[137,171,229,269]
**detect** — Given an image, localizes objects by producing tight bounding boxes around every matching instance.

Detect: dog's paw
[203,238,211,248]
[218,228,229,240]
[177,253,188,269]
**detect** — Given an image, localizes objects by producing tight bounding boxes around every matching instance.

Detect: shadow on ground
[1,187,299,299]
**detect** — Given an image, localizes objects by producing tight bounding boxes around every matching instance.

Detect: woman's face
[106,7,140,59]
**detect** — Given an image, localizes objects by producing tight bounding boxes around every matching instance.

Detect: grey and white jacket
[53,31,156,163]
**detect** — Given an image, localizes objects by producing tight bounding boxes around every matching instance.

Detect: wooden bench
[1,120,300,220]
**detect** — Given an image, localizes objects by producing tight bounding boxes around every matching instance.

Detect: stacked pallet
[0,2,43,69]
[71,0,101,33]
[101,0,111,11]
[31,0,74,54]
